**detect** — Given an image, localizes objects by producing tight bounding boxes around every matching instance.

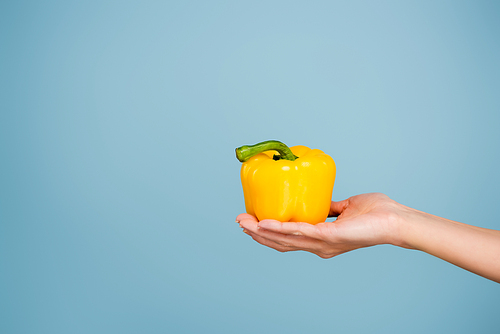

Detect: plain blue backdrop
[1,1,499,333]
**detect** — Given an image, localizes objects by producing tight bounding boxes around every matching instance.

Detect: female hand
[236,193,406,258]
[237,192,500,282]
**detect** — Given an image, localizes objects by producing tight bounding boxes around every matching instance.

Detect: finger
[329,199,349,217]
[245,227,335,257]
[240,219,303,245]
[243,229,293,253]
[236,213,257,222]
[257,220,324,239]
[239,216,260,232]
[251,223,329,251]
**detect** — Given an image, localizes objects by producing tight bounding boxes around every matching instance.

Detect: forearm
[395,205,500,283]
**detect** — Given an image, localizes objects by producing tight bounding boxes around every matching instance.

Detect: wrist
[386,202,425,249]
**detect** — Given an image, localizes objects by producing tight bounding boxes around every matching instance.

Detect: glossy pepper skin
[236,140,336,224]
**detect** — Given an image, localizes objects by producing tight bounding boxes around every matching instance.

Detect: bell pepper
[235,140,336,224]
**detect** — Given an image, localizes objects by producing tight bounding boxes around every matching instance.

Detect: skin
[236,193,500,283]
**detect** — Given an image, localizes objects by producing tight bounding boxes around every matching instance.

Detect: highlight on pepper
[235,140,336,224]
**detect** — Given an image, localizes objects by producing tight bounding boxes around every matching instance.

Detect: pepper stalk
[235,140,298,162]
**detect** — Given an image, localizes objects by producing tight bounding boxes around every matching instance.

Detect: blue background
[1,1,499,333]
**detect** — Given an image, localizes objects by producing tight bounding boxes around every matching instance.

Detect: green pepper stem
[235,140,298,162]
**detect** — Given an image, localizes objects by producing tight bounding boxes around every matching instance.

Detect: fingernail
[235,220,240,223]
[243,229,249,235]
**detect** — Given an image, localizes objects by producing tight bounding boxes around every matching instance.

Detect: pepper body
[240,145,336,224]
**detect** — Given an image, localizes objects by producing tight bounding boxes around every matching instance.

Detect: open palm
[236,193,403,258]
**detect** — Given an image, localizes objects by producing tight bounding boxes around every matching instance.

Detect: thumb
[329,199,349,217]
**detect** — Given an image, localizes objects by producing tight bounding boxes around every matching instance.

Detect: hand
[236,193,405,258]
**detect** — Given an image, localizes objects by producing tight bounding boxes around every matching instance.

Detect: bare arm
[397,205,500,282]
[236,193,500,283]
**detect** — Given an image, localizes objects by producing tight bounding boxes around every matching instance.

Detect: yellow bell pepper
[235,140,336,224]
